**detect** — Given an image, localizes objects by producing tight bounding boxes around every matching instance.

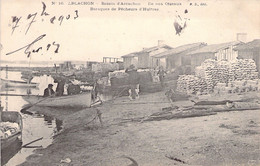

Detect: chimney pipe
[158,40,164,46]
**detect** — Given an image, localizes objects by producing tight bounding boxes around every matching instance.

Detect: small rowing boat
[0,79,39,88]
[1,138,22,165]
[1,111,23,150]
[22,92,92,108]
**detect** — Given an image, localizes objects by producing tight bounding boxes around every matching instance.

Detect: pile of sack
[176,75,207,95]
[0,122,20,139]
[178,59,259,95]
[229,59,258,81]
[195,59,258,90]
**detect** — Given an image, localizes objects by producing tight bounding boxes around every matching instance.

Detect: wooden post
[0,101,2,122]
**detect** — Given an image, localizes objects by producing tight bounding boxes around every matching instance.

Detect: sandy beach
[17,91,260,166]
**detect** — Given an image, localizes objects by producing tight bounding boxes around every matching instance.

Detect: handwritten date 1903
[11,2,79,35]
[6,34,60,58]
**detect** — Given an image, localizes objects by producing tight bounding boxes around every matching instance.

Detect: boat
[1,111,23,150]
[1,138,22,165]
[0,79,39,88]
[22,92,92,108]
[194,100,233,105]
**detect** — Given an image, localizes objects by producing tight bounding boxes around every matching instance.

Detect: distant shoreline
[0,66,54,72]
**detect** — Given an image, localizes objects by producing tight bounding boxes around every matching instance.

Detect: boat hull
[1,132,22,150]
[1,138,22,165]
[1,79,39,88]
[22,92,92,108]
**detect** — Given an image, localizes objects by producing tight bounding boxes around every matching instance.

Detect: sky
[0,0,260,62]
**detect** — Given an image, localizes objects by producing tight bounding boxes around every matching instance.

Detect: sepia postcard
[0,0,260,165]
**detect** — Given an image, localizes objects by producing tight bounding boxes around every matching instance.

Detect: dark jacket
[43,88,55,97]
[67,84,81,95]
[54,79,65,96]
[125,68,140,85]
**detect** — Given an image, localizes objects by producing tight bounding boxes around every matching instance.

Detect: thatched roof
[152,42,206,58]
[234,39,260,50]
[187,41,242,55]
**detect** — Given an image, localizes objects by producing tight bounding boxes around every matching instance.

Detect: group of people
[43,76,81,97]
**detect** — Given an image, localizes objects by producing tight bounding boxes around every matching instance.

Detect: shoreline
[18,91,260,166]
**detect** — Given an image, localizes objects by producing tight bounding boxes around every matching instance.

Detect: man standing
[125,65,140,100]
[54,77,66,96]
[44,84,55,97]
[158,66,167,88]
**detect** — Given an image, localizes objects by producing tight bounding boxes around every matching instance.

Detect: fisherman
[54,76,66,96]
[43,84,55,97]
[67,81,81,95]
[125,64,140,100]
[157,66,167,88]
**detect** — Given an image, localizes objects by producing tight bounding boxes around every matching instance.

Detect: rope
[85,109,102,126]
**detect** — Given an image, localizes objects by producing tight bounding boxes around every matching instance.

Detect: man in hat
[44,84,55,97]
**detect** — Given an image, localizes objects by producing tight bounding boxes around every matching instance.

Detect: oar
[23,145,43,149]
[21,94,55,112]
[22,137,43,148]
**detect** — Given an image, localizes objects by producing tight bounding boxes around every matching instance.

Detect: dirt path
[19,92,260,166]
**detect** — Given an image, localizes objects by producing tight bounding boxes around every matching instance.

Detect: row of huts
[122,39,260,74]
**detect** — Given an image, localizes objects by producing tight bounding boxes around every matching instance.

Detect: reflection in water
[43,115,63,134]
[44,115,53,125]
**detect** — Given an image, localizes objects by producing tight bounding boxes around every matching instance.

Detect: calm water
[0,71,63,166]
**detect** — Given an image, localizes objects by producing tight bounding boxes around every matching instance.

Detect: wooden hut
[137,44,172,69]
[234,39,260,72]
[121,42,172,69]
[153,42,206,71]
[187,41,242,70]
